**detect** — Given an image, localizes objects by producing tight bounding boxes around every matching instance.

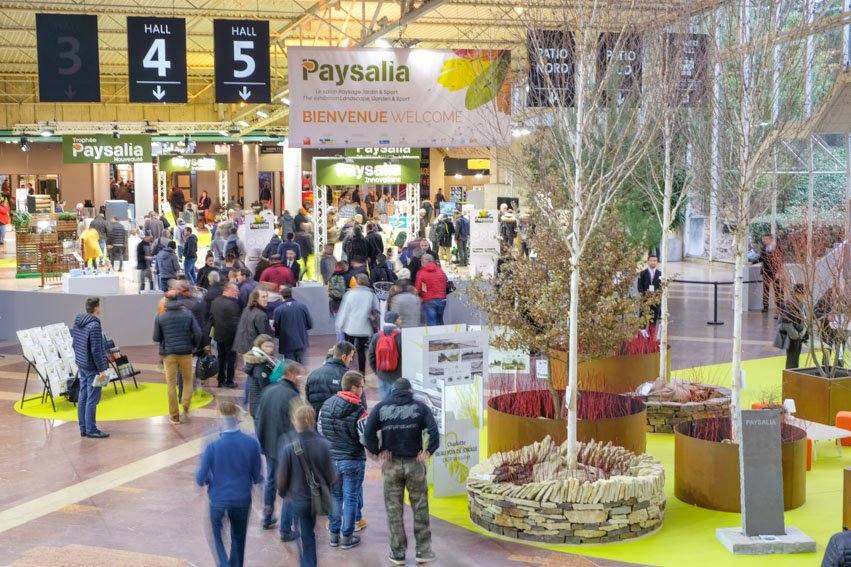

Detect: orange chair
[806,439,813,471]
[836,411,851,447]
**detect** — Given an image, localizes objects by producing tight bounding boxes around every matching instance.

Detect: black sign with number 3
[36,14,101,102]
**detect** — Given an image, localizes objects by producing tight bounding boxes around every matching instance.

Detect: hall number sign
[36,14,101,102]
[213,19,271,103]
[127,17,188,103]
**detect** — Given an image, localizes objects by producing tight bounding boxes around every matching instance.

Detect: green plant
[57,212,77,221]
[11,210,31,231]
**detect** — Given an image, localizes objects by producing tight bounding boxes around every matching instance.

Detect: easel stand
[19,357,56,412]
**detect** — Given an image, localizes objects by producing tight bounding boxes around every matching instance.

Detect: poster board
[17,324,78,396]
[240,210,276,272]
[469,209,499,277]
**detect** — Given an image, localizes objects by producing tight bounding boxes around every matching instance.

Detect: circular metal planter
[549,349,670,394]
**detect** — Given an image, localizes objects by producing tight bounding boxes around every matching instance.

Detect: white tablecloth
[61,273,121,296]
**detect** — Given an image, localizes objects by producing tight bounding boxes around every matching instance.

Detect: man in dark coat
[272,285,313,363]
[209,283,241,388]
[305,341,356,415]
[106,217,127,271]
[758,233,784,312]
[637,254,662,325]
[365,223,384,267]
[254,361,306,536]
[318,371,368,549]
[153,295,201,424]
[70,297,110,439]
[182,227,198,285]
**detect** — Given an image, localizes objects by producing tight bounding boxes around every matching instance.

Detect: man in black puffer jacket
[318,371,368,549]
[71,297,110,439]
[106,217,127,271]
[363,378,440,565]
[153,297,201,424]
[305,341,356,415]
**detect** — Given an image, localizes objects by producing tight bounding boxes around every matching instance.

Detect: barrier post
[707,282,724,326]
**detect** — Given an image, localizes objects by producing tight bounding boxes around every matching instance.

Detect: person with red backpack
[368,311,403,400]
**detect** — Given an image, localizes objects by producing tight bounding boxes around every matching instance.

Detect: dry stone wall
[643,390,731,433]
[467,437,665,544]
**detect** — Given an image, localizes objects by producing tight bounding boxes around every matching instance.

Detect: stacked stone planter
[642,386,731,433]
[467,436,665,544]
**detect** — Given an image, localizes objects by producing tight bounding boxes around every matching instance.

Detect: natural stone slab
[716,527,816,555]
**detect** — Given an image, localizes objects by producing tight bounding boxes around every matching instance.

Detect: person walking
[319,244,337,284]
[363,378,440,565]
[327,261,349,317]
[260,255,296,288]
[368,312,403,400]
[71,297,110,439]
[210,283,241,388]
[211,226,227,267]
[89,213,109,264]
[136,234,155,292]
[196,253,218,290]
[153,293,202,424]
[436,215,455,264]
[106,216,127,272]
[244,334,277,419]
[233,288,272,361]
[197,191,212,223]
[277,403,336,567]
[637,254,662,327]
[305,341,356,416]
[183,226,198,285]
[144,212,165,242]
[255,361,307,538]
[195,400,262,567]
[369,253,397,285]
[0,196,11,250]
[80,223,103,269]
[415,254,448,326]
[236,268,258,310]
[155,241,181,292]
[272,285,313,363]
[758,233,784,313]
[387,277,422,328]
[335,274,379,373]
[453,211,469,267]
[169,186,185,215]
[277,232,302,262]
[319,371,369,550]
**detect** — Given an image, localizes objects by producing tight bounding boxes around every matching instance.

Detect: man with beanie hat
[363,378,439,565]
[368,311,403,401]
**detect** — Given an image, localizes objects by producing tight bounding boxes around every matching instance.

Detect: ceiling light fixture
[340,37,351,47]
[256,110,269,119]
[218,130,228,137]
[19,137,29,151]
[454,173,462,179]
[280,97,290,106]
[236,120,249,128]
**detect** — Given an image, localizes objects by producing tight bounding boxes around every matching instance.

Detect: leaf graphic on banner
[437,57,491,92]
[464,53,510,110]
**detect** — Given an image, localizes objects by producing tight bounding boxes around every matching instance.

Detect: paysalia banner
[62,135,151,164]
[288,47,511,149]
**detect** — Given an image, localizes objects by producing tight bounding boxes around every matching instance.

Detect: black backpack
[195,352,219,381]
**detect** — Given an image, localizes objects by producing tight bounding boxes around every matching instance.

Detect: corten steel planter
[549,348,671,394]
[782,367,851,425]
[486,390,646,456]
[674,417,807,512]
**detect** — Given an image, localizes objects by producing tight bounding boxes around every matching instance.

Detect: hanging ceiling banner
[160,154,229,172]
[36,14,101,102]
[288,47,511,148]
[63,135,151,164]
[127,17,187,103]
[664,32,708,107]
[213,19,271,103]
[343,147,421,157]
[314,156,421,185]
[526,29,575,108]
[597,32,643,103]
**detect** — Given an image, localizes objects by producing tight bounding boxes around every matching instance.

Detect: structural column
[132,162,154,224]
[283,145,302,214]
[241,143,260,206]
[92,164,110,208]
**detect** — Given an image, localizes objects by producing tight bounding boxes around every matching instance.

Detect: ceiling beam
[0,1,302,19]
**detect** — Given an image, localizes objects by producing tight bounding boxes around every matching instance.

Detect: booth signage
[36,14,101,102]
[597,32,643,102]
[344,147,421,157]
[526,29,575,107]
[664,32,708,107]
[159,154,228,172]
[315,157,420,185]
[62,135,151,164]
[467,158,490,170]
[288,47,511,148]
[214,19,271,103]
[127,17,187,103]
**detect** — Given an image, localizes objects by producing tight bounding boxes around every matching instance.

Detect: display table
[787,416,851,460]
[61,273,121,295]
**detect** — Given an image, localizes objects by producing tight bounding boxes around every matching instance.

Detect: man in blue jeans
[182,226,198,285]
[70,297,110,439]
[254,361,307,540]
[414,254,448,327]
[318,371,368,549]
[195,401,262,567]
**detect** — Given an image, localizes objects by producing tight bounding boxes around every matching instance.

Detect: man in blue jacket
[363,378,439,565]
[195,401,262,567]
[272,285,313,363]
[70,297,110,439]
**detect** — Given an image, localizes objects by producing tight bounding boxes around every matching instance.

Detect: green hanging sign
[315,156,420,185]
[62,134,151,164]
[343,147,421,158]
[159,154,229,172]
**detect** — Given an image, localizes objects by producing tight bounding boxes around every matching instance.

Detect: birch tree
[690,0,842,441]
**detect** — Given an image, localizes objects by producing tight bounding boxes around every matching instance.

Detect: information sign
[36,14,101,102]
[214,19,271,103]
[127,17,187,103]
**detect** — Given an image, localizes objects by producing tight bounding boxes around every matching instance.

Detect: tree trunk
[731,227,746,443]
[659,116,673,382]
[566,255,580,469]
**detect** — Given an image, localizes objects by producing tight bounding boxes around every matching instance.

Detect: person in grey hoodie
[387,278,422,328]
[335,273,379,373]
[155,241,181,291]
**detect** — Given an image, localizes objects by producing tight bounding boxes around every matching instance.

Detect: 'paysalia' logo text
[302,59,410,85]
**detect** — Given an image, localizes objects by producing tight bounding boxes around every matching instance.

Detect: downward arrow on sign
[152,85,166,100]
[238,86,251,101]
[64,85,76,99]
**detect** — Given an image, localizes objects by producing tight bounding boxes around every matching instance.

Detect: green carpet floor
[14,382,213,422]
[429,355,848,566]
